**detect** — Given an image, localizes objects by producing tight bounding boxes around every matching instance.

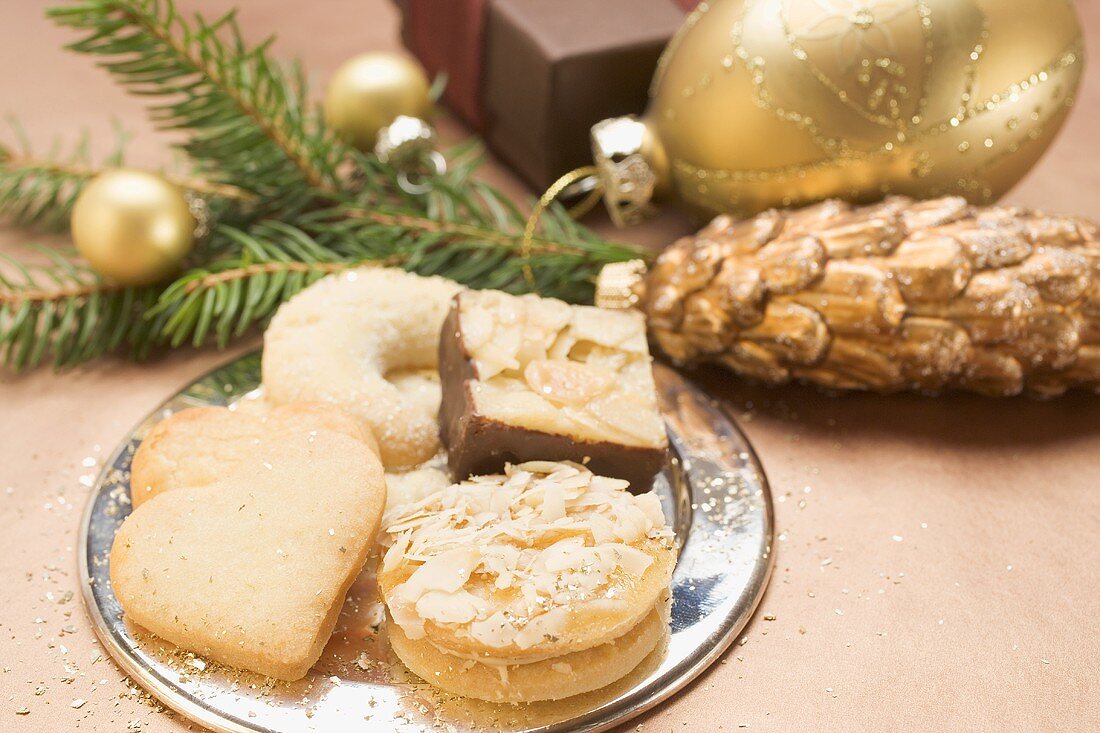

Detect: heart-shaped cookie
[111,403,386,681]
[129,401,378,507]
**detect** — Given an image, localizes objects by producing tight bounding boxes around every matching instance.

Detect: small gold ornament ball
[71,169,196,286]
[324,52,433,151]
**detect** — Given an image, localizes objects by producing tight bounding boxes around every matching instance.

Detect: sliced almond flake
[383,460,674,649]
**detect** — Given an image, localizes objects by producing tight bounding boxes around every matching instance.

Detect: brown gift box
[398,0,688,189]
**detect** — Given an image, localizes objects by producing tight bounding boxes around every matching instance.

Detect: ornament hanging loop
[520,165,604,291]
[396,151,447,195]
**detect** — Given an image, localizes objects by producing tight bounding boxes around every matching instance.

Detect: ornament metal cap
[374,115,446,194]
[591,117,657,228]
[595,259,647,310]
[374,115,435,167]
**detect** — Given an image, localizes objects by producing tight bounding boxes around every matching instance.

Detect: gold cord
[521,166,602,291]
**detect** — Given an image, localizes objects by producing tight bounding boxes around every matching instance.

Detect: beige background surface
[2,1,1099,731]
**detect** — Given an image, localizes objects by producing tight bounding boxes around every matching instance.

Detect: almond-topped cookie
[378,461,675,700]
[388,602,669,703]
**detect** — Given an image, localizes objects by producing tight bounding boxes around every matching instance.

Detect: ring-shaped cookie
[263,268,462,469]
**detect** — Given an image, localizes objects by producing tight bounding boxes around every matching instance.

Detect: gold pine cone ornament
[590,0,1084,225]
[600,196,1100,397]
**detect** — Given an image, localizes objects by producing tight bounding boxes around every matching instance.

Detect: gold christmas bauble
[324,52,433,151]
[592,0,1084,222]
[71,169,196,286]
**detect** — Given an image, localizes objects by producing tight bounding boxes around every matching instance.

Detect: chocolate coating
[438,300,667,492]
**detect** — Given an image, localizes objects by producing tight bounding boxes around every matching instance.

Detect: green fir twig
[147,221,387,350]
[0,248,159,369]
[0,224,357,367]
[0,0,652,371]
[0,120,126,231]
[48,0,344,215]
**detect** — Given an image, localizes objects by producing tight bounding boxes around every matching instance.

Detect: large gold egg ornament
[592,0,1084,221]
[71,169,196,286]
[324,52,433,151]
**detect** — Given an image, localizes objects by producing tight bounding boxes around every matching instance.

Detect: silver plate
[79,353,773,733]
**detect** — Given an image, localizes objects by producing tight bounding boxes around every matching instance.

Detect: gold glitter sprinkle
[71,698,86,709]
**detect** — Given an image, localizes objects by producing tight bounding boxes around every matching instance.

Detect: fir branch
[0,117,255,236]
[0,122,125,231]
[1,1,655,371]
[147,221,386,349]
[0,248,159,368]
[48,0,345,214]
[311,202,645,303]
[0,185,647,370]
[144,204,649,353]
[310,146,651,301]
[45,1,648,293]
[0,224,359,367]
